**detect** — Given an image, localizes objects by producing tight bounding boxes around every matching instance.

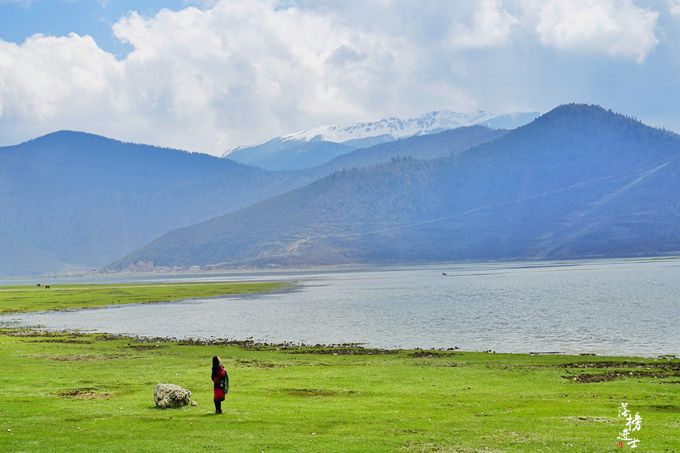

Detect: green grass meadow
[0,283,678,452]
[0,281,286,314]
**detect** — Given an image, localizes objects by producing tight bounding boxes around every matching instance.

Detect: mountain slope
[111,104,680,270]
[223,137,355,171]
[306,125,507,178]
[0,125,521,276]
[223,110,539,170]
[255,125,510,205]
[0,131,295,275]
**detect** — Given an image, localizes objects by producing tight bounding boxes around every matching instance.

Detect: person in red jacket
[211,355,228,414]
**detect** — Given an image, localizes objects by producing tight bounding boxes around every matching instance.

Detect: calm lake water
[2,259,679,357]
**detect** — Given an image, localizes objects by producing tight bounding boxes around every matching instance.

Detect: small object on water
[442,272,447,276]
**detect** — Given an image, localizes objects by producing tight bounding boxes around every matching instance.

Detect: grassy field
[0,281,287,314]
[0,283,678,452]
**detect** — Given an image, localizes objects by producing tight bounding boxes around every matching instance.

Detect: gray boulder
[154,383,192,408]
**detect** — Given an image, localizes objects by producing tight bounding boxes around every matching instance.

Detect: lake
[2,259,679,357]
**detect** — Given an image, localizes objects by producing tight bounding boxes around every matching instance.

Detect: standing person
[211,355,228,414]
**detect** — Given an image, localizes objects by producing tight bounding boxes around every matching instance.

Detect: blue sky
[0,1,199,55]
[1,0,679,155]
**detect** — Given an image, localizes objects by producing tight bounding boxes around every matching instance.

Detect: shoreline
[3,254,680,286]
[0,281,300,316]
[2,326,676,360]
[2,276,677,360]
[0,280,290,315]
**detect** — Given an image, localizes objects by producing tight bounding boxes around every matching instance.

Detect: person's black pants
[214,399,222,413]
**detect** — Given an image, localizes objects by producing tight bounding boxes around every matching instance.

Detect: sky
[1,0,680,156]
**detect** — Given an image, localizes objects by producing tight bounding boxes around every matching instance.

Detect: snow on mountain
[281,110,498,143]
[221,110,539,170]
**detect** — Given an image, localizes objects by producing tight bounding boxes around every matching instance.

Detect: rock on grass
[154,383,192,409]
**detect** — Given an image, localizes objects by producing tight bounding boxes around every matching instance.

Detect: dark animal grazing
[36,283,41,287]
[44,285,51,289]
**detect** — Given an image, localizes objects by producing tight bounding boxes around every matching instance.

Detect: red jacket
[212,365,228,401]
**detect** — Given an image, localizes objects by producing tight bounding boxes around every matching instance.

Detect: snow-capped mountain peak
[221,109,540,170]
[281,110,498,143]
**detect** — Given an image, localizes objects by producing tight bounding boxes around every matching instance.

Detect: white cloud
[107,1,431,151]
[532,0,659,63]
[0,33,125,134]
[669,0,680,17]
[449,0,519,49]
[0,0,483,154]
[0,0,671,155]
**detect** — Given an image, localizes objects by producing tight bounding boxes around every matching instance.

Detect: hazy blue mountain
[340,135,394,149]
[111,104,680,270]
[478,112,541,129]
[0,131,297,275]
[268,125,509,197]
[0,124,515,276]
[305,125,507,178]
[223,110,538,171]
[223,137,355,171]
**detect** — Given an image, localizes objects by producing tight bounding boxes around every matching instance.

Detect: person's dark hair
[212,355,221,378]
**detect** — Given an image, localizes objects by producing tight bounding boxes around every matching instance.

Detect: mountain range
[222,110,538,170]
[111,104,680,271]
[0,125,504,275]
[4,104,680,276]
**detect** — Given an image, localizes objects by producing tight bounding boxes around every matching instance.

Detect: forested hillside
[111,105,680,270]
